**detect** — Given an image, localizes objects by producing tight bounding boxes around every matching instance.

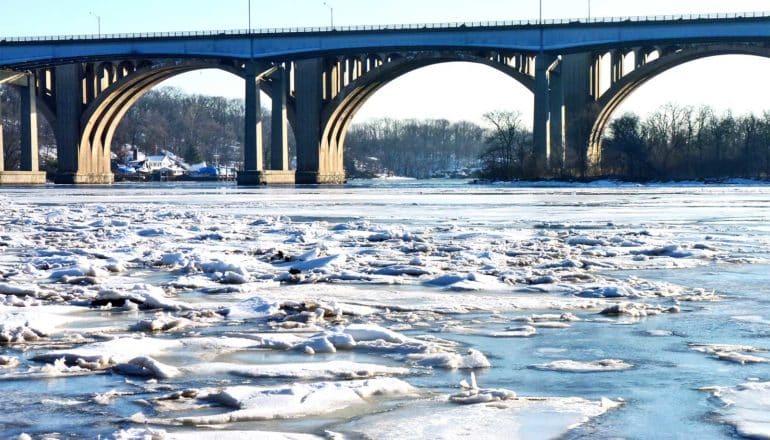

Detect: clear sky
[3,0,770,125]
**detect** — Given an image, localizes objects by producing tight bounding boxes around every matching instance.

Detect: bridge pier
[561,53,600,177]
[270,64,290,172]
[295,58,345,185]
[0,74,46,185]
[533,54,555,176]
[54,64,113,184]
[549,63,565,173]
[237,63,296,185]
[237,63,266,185]
[264,64,295,184]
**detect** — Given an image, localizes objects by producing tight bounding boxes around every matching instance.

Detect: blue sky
[3,0,770,124]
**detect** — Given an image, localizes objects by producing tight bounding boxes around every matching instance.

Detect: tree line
[113,88,247,166]
[344,118,486,178]
[602,103,770,180]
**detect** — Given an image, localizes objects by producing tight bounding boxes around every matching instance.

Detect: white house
[145,155,175,171]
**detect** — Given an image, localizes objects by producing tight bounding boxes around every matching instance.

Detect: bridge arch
[74,61,246,179]
[589,43,770,160]
[318,51,537,177]
[68,59,300,181]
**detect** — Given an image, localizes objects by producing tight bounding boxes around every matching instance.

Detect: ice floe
[337,394,622,439]
[530,359,634,373]
[705,381,770,440]
[689,344,770,364]
[164,378,417,425]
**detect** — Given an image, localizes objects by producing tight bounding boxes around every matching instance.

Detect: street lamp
[323,2,334,28]
[247,0,251,34]
[539,0,542,24]
[588,0,592,21]
[89,11,101,37]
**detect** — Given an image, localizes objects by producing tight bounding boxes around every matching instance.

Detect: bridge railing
[2,11,770,43]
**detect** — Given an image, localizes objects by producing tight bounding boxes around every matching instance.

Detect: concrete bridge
[2,12,770,184]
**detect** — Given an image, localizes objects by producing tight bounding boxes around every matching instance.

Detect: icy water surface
[1,180,770,439]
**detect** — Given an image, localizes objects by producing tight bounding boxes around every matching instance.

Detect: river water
[0,180,769,439]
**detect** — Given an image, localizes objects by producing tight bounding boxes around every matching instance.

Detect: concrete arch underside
[78,62,251,178]
[589,43,770,155]
[320,54,536,174]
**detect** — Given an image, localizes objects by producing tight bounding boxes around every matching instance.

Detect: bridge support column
[561,52,601,177]
[239,63,295,185]
[549,64,565,174]
[533,54,555,176]
[0,74,46,185]
[54,64,112,184]
[295,58,345,184]
[237,62,267,185]
[271,65,290,172]
[20,75,39,173]
[253,63,295,185]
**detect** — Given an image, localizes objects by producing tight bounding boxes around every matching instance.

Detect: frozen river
[0,180,769,439]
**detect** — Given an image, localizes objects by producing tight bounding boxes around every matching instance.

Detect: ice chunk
[113,356,181,379]
[295,336,337,354]
[337,395,621,439]
[566,236,607,246]
[707,382,770,440]
[0,306,73,344]
[690,344,769,364]
[192,361,409,380]
[489,326,537,338]
[411,349,491,369]
[530,359,633,373]
[577,286,636,298]
[129,313,193,332]
[170,378,416,425]
[283,254,345,273]
[92,285,191,311]
[0,282,39,297]
[0,355,19,368]
[424,274,467,287]
[450,387,517,404]
[630,245,693,258]
[344,324,410,344]
[374,265,433,276]
[113,428,324,439]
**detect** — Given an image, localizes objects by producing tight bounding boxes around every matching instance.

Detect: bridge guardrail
[1,11,769,43]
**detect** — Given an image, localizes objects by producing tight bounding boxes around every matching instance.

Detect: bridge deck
[2,12,770,69]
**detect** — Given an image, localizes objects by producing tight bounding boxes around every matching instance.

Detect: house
[145,155,176,171]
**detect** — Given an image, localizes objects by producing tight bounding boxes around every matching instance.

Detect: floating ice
[92,285,192,311]
[168,378,417,425]
[630,245,693,258]
[0,282,39,297]
[411,348,491,369]
[113,428,324,440]
[344,323,411,344]
[337,394,622,439]
[690,344,770,364]
[530,359,634,373]
[114,356,181,379]
[192,360,409,380]
[707,382,770,439]
[577,285,637,299]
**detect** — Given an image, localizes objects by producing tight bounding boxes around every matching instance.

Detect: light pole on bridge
[89,12,101,37]
[323,2,334,29]
[588,0,591,21]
